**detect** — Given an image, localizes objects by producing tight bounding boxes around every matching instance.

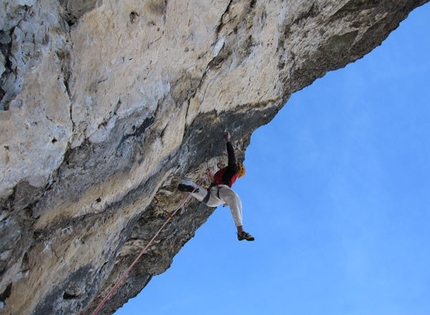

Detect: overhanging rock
[0,0,428,314]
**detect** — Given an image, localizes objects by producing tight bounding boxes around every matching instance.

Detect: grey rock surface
[0,0,428,314]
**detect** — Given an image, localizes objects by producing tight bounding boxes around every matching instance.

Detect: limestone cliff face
[0,0,427,314]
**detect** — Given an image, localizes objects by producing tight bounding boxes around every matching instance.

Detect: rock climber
[178,132,255,241]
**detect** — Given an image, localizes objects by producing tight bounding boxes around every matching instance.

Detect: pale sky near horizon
[115,4,429,315]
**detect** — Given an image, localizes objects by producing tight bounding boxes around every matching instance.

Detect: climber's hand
[225,132,231,142]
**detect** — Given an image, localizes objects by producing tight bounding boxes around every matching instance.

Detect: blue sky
[115,4,429,315]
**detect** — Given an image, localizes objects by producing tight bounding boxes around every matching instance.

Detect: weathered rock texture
[0,0,427,314]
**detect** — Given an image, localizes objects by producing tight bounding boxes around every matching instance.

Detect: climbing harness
[202,172,217,205]
[91,186,197,315]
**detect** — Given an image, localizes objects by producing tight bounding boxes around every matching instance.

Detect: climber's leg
[178,179,208,202]
[217,185,243,227]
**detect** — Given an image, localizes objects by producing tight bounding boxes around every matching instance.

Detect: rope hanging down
[91,187,197,315]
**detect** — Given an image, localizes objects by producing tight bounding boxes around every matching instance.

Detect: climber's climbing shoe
[237,231,255,241]
[178,184,198,193]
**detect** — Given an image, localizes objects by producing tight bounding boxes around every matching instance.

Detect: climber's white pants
[181,179,243,227]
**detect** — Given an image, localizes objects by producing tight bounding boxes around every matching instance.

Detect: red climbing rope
[91,187,197,315]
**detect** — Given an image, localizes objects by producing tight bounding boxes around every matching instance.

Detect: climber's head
[237,163,246,178]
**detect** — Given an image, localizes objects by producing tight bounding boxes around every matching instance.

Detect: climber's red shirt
[214,167,239,187]
[213,142,239,188]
